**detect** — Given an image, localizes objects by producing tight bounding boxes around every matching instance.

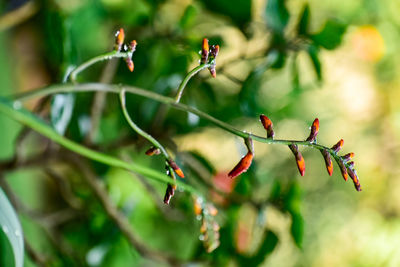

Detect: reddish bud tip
[209,66,216,78]
[306,118,319,142]
[208,204,218,216]
[335,158,348,181]
[126,58,134,72]
[168,160,185,178]
[145,146,161,156]
[163,184,175,205]
[348,168,362,192]
[129,40,137,52]
[289,144,305,176]
[115,28,125,51]
[260,114,275,139]
[228,151,253,178]
[321,149,333,176]
[331,139,344,153]
[201,38,209,64]
[194,198,202,215]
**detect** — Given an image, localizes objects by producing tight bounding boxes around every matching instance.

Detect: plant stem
[0,97,197,194]
[119,89,171,160]
[10,83,345,162]
[69,50,131,83]
[174,64,210,103]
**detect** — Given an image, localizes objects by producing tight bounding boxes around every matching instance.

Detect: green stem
[0,97,196,194]
[69,51,131,83]
[174,64,210,103]
[11,83,344,162]
[119,89,171,160]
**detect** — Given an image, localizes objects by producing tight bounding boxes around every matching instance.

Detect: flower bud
[321,149,333,176]
[167,160,185,178]
[331,139,344,153]
[335,158,348,181]
[228,151,253,178]
[348,168,362,191]
[129,40,137,52]
[289,144,305,176]
[145,146,161,156]
[126,58,134,72]
[210,45,219,59]
[306,118,319,142]
[115,28,125,51]
[201,38,209,64]
[260,114,275,139]
[163,183,176,204]
[342,152,354,162]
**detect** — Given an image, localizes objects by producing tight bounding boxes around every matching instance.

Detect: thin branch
[64,153,181,265]
[174,63,210,103]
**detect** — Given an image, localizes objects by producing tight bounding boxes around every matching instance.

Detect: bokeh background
[1,0,400,266]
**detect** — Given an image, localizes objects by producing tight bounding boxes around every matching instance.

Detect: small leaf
[311,19,347,50]
[265,0,289,34]
[297,3,310,36]
[307,44,322,81]
[0,188,24,267]
[179,4,198,29]
[290,212,304,248]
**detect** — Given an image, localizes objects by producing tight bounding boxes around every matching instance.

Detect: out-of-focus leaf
[238,230,278,266]
[284,182,303,248]
[0,188,24,267]
[297,3,310,36]
[290,211,304,248]
[199,0,251,34]
[239,50,280,115]
[311,19,347,50]
[307,44,322,81]
[265,0,289,34]
[291,56,300,91]
[179,4,198,30]
[51,93,75,135]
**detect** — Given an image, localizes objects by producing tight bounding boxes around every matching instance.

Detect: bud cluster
[114,28,137,72]
[200,38,220,78]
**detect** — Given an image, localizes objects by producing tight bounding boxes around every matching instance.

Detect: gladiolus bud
[115,28,125,51]
[306,118,319,142]
[167,160,185,178]
[289,144,305,176]
[335,158,348,181]
[126,58,134,72]
[331,139,344,153]
[321,149,333,176]
[201,38,209,64]
[260,114,275,139]
[145,146,161,156]
[163,184,177,204]
[228,151,253,178]
[343,152,355,162]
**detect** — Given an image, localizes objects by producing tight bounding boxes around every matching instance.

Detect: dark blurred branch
[0,1,39,31]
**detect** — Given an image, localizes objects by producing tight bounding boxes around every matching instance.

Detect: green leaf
[238,230,278,266]
[284,182,303,248]
[290,211,304,248]
[311,19,347,50]
[199,0,251,34]
[297,3,310,36]
[307,44,322,81]
[0,188,24,267]
[179,4,198,29]
[265,0,289,34]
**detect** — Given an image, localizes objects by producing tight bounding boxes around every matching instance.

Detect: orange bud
[343,152,355,161]
[348,168,362,192]
[331,139,344,153]
[335,158,348,181]
[201,38,209,64]
[168,160,185,178]
[145,146,161,156]
[210,45,219,59]
[228,151,253,178]
[260,114,275,139]
[306,118,319,142]
[289,144,305,176]
[194,199,202,215]
[126,58,134,72]
[115,28,125,51]
[208,204,218,216]
[129,40,137,52]
[321,149,333,176]
[209,66,216,78]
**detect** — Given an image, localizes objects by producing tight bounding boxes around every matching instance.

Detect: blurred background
[0,0,400,266]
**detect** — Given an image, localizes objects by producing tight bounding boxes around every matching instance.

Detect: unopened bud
[331,139,344,153]
[306,118,319,142]
[260,114,274,139]
[289,144,305,176]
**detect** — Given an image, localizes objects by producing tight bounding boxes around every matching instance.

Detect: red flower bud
[343,152,355,162]
[228,151,253,178]
[331,139,344,153]
[129,40,137,52]
[194,198,203,215]
[145,146,161,156]
[321,149,333,176]
[126,58,134,72]
[163,183,177,204]
[306,118,319,142]
[260,114,275,139]
[210,45,219,59]
[348,168,362,192]
[167,160,185,178]
[289,144,305,176]
[115,28,125,51]
[209,66,216,78]
[201,38,209,64]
